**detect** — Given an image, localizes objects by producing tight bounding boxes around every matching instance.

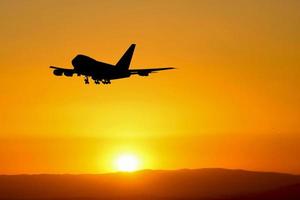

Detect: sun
[115,154,139,172]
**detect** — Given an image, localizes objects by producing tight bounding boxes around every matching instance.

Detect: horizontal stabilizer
[129,67,175,76]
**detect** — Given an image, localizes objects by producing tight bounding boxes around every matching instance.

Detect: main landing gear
[102,79,111,84]
[84,76,89,84]
[84,77,111,85]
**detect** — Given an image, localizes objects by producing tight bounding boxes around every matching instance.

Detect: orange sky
[0,0,299,174]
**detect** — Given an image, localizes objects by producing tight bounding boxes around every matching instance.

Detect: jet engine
[138,71,149,76]
[53,69,63,76]
[64,71,74,77]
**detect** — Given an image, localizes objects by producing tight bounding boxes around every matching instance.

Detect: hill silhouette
[230,183,300,200]
[0,168,299,200]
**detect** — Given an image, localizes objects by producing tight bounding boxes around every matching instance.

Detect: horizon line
[0,168,299,176]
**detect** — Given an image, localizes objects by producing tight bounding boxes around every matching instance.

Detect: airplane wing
[129,67,175,76]
[50,66,73,70]
[50,66,75,76]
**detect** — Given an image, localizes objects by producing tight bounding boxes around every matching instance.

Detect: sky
[0,0,299,174]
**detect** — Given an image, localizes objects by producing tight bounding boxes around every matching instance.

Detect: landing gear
[102,79,111,84]
[84,77,111,85]
[84,76,89,84]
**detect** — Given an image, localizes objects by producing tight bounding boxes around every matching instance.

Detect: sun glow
[115,154,139,172]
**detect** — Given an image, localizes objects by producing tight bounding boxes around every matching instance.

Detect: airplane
[50,44,174,84]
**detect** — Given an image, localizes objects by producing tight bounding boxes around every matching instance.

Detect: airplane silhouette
[50,44,174,84]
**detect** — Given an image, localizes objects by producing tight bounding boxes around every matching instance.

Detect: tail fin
[116,44,135,70]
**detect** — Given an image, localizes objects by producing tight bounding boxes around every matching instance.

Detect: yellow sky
[0,0,299,174]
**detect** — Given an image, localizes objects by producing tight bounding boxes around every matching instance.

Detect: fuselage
[71,54,131,80]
